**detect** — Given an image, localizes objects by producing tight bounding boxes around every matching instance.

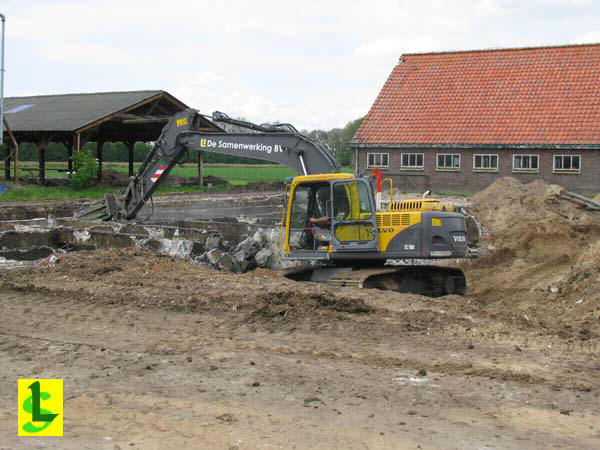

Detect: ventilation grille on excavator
[388,200,423,211]
[377,213,412,227]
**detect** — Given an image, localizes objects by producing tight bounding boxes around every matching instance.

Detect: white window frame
[436,153,461,171]
[473,154,499,172]
[553,155,581,174]
[366,152,389,168]
[400,153,424,170]
[512,154,539,173]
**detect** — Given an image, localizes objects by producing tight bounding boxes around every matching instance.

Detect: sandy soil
[1,178,600,449]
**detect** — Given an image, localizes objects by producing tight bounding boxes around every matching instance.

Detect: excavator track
[284,265,466,297]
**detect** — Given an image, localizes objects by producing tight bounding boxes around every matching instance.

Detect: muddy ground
[1,180,600,449]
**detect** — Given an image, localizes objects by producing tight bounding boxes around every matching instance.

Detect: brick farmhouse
[351,43,600,195]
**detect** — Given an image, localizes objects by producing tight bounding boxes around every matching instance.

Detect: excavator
[78,108,467,296]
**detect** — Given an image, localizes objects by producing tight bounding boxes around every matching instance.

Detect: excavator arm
[78,108,340,221]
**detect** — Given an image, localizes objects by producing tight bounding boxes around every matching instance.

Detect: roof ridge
[5,90,164,100]
[401,42,600,59]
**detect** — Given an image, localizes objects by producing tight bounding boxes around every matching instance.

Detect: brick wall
[353,147,600,195]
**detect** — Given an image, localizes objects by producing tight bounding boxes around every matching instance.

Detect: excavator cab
[284,174,379,259]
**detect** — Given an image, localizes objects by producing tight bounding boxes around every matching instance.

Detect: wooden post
[13,140,18,186]
[197,150,204,186]
[3,118,19,186]
[97,139,104,182]
[2,116,17,184]
[3,143,10,181]
[127,141,134,177]
[67,139,73,173]
[39,140,46,184]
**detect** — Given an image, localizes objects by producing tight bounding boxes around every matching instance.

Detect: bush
[68,150,99,189]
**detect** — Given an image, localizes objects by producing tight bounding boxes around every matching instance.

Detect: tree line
[9,116,363,167]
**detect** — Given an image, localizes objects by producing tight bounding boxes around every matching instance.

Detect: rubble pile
[0,214,285,273]
[194,230,276,273]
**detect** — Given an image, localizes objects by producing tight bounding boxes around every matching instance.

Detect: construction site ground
[1,179,600,449]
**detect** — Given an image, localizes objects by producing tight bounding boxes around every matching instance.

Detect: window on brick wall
[401,153,424,170]
[473,154,498,172]
[367,153,389,168]
[436,154,460,171]
[553,155,581,173]
[513,154,539,173]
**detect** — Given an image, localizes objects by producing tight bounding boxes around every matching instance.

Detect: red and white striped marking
[150,165,166,183]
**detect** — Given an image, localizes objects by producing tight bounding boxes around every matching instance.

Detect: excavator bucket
[75,194,120,221]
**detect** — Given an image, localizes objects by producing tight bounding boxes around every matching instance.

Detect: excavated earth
[1,182,600,449]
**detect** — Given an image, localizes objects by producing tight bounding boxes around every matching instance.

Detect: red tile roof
[353,43,600,146]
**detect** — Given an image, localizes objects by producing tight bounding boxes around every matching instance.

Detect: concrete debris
[0,215,285,275]
[205,235,221,251]
[205,248,223,266]
[158,239,194,259]
[217,252,235,272]
[73,229,91,243]
[255,248,273,267]
[234,233,263,263]
[193,230,278,273]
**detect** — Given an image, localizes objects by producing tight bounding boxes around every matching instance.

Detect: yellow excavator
[78,109,467,296]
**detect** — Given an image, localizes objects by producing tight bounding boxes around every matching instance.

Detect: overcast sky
[2,0,600,129]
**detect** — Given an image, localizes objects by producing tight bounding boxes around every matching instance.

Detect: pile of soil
[0,248,371,322]
[465,177,600,338]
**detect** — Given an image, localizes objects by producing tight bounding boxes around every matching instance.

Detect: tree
[68,149,98,189]
[302,117,363,167]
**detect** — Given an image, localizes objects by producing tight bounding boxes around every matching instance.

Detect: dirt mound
[252,289,372,317]
[468,177,600,260]
[465,177,600,338]
[469,177,564,234]
[0,248,370,320]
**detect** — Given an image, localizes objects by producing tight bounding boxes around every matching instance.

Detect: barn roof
[2,90,218,143]
[353,43,600,148]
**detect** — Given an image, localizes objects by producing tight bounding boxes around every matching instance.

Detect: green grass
[0,183,117,202]
[0,162,354,202]
[432,191,472,198]
[106,163,297,184]
[10,161,298,184]
[0,181,233,202]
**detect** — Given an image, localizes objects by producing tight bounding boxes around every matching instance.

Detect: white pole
[0,14,5,145]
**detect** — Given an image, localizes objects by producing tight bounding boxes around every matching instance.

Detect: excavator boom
[77,108,339,221]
